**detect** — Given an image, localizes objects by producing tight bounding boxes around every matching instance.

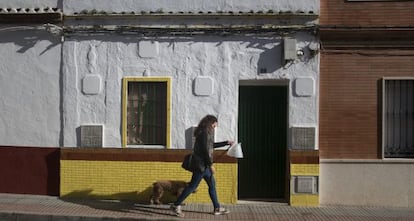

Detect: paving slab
[1,193,414,221]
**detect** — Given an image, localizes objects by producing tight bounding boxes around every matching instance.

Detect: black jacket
[193,129,228,169]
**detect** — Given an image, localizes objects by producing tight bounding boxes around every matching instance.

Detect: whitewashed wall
[0,0,319,148]
[62,33,319,148]
[63,0,319,14]
[0,28,61,147]
[0,0,60,8]
[0,0,319,13]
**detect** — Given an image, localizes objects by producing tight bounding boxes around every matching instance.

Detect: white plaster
[194,76,214,96]
[0,1,319,150]
[62,40,80,147]
[294,77,314,97]
[63,0,319,14]
[0,0,59,8]
[61,33,319,148]
[103,44,123,147]
[82,75,101,95]
[138,41,159,58]
[87,44,97,73]
[122,65,147,76]
[0,29,61,147]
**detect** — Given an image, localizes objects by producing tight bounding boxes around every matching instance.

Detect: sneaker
[170,204,184,217]
[214,207,230,215]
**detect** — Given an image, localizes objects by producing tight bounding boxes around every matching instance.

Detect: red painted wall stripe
[0,146,60,196]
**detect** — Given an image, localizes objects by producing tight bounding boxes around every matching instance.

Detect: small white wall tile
[82,75,101,95]
[138,41,159,58]
[194,76,214,96]
[295,77,314,97]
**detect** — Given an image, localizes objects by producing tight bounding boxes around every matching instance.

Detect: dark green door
[238,85,287,200]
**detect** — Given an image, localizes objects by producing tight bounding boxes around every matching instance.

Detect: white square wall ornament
[138,41,159,58]
[294,77,314,97]
[194,76,214,96]
[82,75,101,95]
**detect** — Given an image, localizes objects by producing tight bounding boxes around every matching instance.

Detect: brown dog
[150,180,196,205]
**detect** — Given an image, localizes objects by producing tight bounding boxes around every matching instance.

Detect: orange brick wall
[319,49,414,159]
[320,0,414,26]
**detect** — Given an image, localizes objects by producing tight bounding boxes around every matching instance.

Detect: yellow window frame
[122,77,171,148]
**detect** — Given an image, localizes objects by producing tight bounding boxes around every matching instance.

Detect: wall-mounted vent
[293,176,318,194]
[80,125,103,147]
[291,127,315,150]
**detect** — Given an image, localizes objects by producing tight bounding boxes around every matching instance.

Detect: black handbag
[181,153,193,172]
[181,153,205,172]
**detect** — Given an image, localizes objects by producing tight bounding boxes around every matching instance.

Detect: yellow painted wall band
[290,194,319,207]
[290,164,319,176]
[60,160,237,204]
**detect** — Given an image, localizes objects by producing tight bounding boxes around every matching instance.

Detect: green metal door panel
[238,86,287,200]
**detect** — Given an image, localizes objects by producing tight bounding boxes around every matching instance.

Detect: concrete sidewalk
[1,193,414,221]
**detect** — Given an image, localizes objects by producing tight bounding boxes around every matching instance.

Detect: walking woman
[171,115,234,217]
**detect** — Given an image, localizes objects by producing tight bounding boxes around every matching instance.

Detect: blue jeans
[174,167,220,209]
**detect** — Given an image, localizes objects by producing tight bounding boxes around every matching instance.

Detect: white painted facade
[0,28,61,147]
[1,0,59,8]
[61,33,319,148]
[62,0,319,14]
[0,0,319,149]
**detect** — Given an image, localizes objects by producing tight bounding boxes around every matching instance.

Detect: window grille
[383,79,414,158]
[123,78,170,147]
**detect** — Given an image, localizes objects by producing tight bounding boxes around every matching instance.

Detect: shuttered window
[122,77,171,148]
[383,79,414,158]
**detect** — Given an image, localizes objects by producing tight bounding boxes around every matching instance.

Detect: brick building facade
[319,0,414,207]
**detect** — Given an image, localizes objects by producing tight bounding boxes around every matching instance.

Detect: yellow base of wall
[290,164,319,176]
[290,163,319,207]
[60,160,237,204]
[290,194,319,207]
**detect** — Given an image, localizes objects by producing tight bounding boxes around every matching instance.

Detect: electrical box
[283,38,297,62]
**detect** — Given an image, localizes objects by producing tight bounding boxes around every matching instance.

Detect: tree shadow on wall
[257,44,283,74]
[0,28,60,55]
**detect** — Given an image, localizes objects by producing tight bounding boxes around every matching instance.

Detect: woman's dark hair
[194,115,218,136]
